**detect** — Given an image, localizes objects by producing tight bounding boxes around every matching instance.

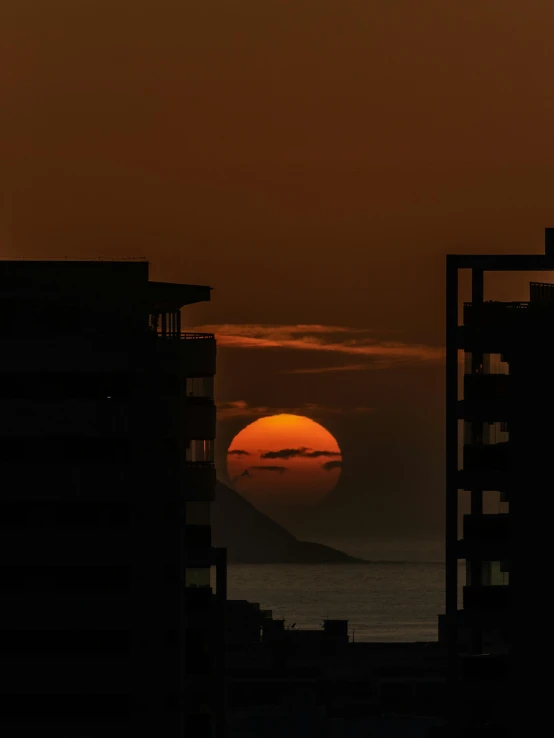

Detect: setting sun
[226,414,342,510]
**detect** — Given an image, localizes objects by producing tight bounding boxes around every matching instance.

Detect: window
[0,372,131,400]
[467,561,509,587]
[464,422,509,445]
[482,490,509,514]
[483,561,509,587]
[186,440,214,463]
[186,502,211,526]
[483,422,509,445]
[483,354,510,375]
[185,377,214,399]
[185,568,211,589]
[464,421,475,445]
[0,629,130,658]
[464,353,509,375]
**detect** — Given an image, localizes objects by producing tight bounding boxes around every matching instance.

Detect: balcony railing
[185,525,212,549]
[151,330,215,340]
[463,514,509,543]
[462,375,511,421]
[531,281,554,305]
[464,300,530,314]
[463,585,509,612]
[181,462,216,502]
[463,442,510,472]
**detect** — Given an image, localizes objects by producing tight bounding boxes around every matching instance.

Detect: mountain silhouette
[211,482,366,564]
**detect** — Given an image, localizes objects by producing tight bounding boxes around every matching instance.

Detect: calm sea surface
[226,538,459,642]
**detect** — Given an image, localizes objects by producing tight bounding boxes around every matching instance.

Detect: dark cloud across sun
[249,465,288,474]
[322,460,343,472]
[261,447,341,460]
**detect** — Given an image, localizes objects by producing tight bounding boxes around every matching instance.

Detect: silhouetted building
[0,260,225,737]
[443,229,554,734]
[225,608,445,736]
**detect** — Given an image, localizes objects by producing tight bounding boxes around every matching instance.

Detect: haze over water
[227,538,454,642]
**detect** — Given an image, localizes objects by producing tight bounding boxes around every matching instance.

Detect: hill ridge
[211,481,366,564]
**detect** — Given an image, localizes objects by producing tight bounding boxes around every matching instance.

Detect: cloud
[249,465,288,474]
[303,449,342,458]
[322,460,343,472]
[286,363,376,374]
[260,447,341,460]
[217,400,374,421]
[260,448,306,460]
[217,400,270,420]
[192,323,444,370]
[227,449,250,456]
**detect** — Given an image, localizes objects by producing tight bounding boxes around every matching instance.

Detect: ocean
[226,538,457,642]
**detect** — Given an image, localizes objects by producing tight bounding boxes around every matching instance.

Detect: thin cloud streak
[193,324,444,369]
[286,363,388,374]
[217,400,269,420]
[249,465,288,474]
[217,400,374,421]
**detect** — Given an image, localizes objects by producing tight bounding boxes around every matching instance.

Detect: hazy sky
[2,2,554,535]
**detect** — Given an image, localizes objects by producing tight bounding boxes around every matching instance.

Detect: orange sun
[226,414,342,510]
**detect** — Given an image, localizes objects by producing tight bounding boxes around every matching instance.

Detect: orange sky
[2,1,554,535]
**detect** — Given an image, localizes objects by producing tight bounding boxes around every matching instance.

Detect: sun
[226,414,342,510]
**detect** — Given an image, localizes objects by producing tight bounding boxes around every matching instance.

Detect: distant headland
[211,482,367,564]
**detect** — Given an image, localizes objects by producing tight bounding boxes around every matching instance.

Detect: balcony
[463,585,509,612]
[0,529,133,566]
[0,693,130,723]
[459,514,510,560]
[0,399,132,437]
[185,586,215,613]
[185,525,212,549]
[463,442,510,473]
[461,302,529,353]
[181,462,216,502]
[152,331,216,376]
[457,468,511,493]
[0,655,132,694]
[0,500,131,530]
[463,514,509,543]
[462,375,511,421]
[153,330,215,341]
[463,301,529,324]
[460,654,509,682]
[0,592,131,628]
[181,400,216,441]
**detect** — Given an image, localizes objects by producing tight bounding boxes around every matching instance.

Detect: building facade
[444,230,554,733]
[0,260,224,737]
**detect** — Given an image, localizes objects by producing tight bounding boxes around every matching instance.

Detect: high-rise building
[443,229,554,733]
[0,260,225,737]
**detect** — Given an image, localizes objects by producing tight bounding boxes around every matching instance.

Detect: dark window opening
[0,500,130,529]
[0,629,130,657]
[0,565,131,593]
[0,437,131,463]
[0,372,132,400]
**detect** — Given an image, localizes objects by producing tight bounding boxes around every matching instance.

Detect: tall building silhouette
[444,229,554,733]
[0,261,225,737]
